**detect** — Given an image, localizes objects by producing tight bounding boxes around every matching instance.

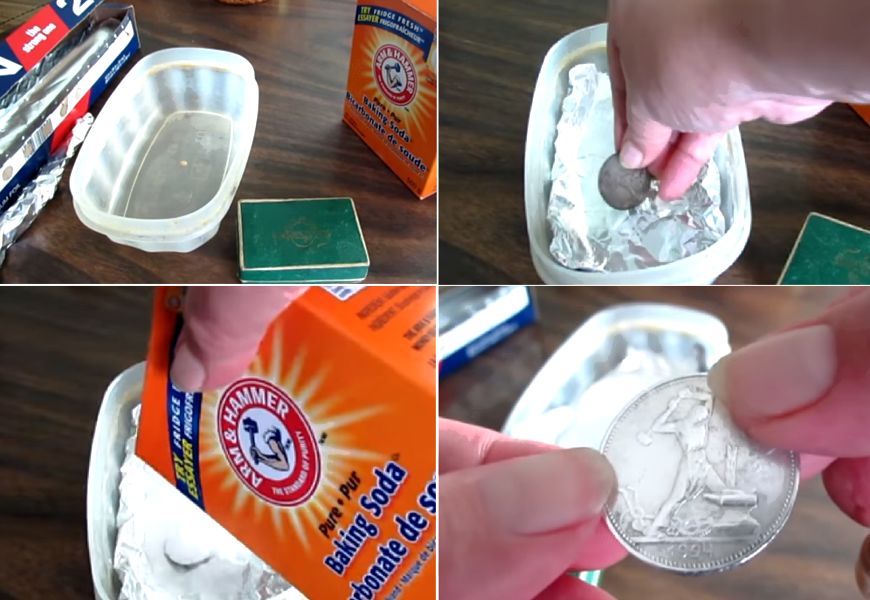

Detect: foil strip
[547,63,728,272]
[114,404,306,600]
[0,113,93,266]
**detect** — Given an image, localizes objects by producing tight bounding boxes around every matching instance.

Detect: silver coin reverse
[600,374,799,575]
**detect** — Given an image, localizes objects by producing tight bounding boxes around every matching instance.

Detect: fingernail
[709,325,837,419]
[479,448,615,535]
[619,141,644,169]
[171,342,206,392]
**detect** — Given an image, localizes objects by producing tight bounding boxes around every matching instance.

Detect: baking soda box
[137,286,437,600]
[343,0,437,199]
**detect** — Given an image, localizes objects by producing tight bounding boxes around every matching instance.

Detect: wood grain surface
[1,0,436,283]
[440,286,867,600]
[438,0,870,284]
[0,287,153,599]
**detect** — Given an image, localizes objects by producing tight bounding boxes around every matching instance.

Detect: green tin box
[779,212,870,285]
[237,197,370,284]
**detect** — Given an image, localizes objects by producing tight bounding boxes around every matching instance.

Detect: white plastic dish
[87,363,143,600]
[71,48,259,252]
[524,24,752,284]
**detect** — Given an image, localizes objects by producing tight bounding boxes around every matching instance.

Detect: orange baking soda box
[343,0,437,199]
[136,286,437,600]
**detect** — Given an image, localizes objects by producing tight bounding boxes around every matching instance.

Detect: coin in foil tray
[548,63,728,272]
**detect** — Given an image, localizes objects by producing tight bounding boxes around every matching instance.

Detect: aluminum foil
[548,63,728,272]
[503,304,731,451]
[0,113,92,266]
[0,20,116,158]
[114,404,307,600]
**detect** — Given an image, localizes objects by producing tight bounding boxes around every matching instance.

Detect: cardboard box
[0,0,140,212]
[438,286,536,378]
[137,286,437,600]
[343,0,437,200]
[853,104,870,127]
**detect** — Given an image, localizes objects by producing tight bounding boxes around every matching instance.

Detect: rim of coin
[600,374,800,575]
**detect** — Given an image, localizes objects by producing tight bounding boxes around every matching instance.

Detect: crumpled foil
[548,63,728,272]
[0,114,93,266]
[114,404,307,600]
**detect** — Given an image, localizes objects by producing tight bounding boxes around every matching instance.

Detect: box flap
[0,0,104,100]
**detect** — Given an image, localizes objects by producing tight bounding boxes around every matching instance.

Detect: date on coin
[600,374,799,574]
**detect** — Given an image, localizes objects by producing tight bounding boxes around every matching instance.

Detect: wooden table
[1,0,436,283]
[440,286,866,600]
[438,0,870,284]
[0,287,153,598]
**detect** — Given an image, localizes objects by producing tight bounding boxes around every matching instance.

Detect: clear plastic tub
[524,24,752,284]
[71,48,259,252]
[87,363,143,600]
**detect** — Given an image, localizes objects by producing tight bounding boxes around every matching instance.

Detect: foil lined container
[524,25,752,284]
[548,63,726,272]
[502,303,731,452]
[87,364,306,600]
[502,304,731,586]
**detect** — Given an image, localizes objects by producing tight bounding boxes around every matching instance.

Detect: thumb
[709,289,870,457]
[170,286,308,391]
[618,104,673,171]
[440,449,615,600]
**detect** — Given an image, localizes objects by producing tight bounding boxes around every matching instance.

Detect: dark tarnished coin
[597,154,654,210]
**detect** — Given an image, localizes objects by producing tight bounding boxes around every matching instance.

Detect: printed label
[374,44,417,106]
[323,285,367,300]
[218,377,321,506]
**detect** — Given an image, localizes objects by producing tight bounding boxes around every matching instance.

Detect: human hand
[707,289,870,593]
[439,418,626,599]
[607,0,831,199]
[169,286,308,391]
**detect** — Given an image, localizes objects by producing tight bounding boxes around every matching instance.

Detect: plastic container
[71,48,259,252]
[86,363,144,600]
[524,24,752,284]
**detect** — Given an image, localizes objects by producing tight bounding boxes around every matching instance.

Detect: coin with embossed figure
[600,374,799,574]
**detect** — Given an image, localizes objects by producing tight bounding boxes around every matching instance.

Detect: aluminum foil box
[0,0,140,212]
[136,287,437,600]
[438,286,536,378]
[343,0,437,199]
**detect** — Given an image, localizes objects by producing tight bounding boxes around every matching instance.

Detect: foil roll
[0,113,93,266]
[547,63,728,272]
[0,20,116,157]
[114,404,306,600]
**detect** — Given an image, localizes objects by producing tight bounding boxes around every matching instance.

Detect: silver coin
[597,154,655,210]
[600,374,799,575]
